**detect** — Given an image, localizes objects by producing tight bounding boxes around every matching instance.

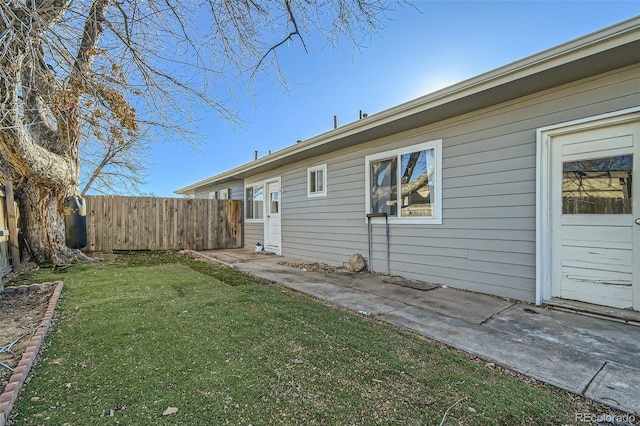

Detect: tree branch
[253,0,308,77]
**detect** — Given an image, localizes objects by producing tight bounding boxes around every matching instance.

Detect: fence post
[4,182,21,272]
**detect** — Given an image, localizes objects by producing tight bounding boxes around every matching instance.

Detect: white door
[550,121,639,310]
[264,180,281,254]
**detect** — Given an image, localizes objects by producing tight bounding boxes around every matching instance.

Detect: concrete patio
[194,248,640,416]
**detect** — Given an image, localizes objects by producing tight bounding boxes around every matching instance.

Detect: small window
[208,191,216,200]
[245,183,264,220]
[365,140,442,224]
[270,191,280,213]
[218,188,229,200]
[307,164,327,197]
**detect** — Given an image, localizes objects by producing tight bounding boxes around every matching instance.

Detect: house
[176,16,640,312]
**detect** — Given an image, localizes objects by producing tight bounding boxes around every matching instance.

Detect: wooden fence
[0,188,11,277]
[0,183,20,279]
[85,196,242,252]
[562,196,630,214]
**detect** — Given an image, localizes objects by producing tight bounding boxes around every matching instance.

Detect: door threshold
[544,298,640,325]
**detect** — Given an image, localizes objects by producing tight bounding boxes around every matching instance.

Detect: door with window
[550,121,639,310]
[264,179,281,254]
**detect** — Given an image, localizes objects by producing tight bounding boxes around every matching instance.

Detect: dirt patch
[0,287,53,391]
[278,261,339,273]
[277,261,440,291]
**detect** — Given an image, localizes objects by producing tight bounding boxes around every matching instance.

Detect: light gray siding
[264,64,640,303]
[193,180,244,201]
[244,223,263,249]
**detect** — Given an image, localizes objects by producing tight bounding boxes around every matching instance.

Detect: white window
[245,183,264,220]
[365,140,442,224]
[209,189,229,200]
[218,188,229,200]
[307,164,327,197]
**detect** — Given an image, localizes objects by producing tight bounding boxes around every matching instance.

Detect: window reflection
[400,149,434,217]
[245,184,264,219]
[270,191,279,214]
[370,158,397,216]
[254,185,264,219]
[562,155,632,214]
[369,149,436,218]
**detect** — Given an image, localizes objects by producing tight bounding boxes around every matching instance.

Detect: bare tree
[0,0,390,264]
[79,129,150,196]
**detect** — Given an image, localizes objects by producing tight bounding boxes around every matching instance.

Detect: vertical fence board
[0,188,12,277]
[226,198,241,247]
[117,198,124,248]
[86,196,97,251]
[84,196,241,251]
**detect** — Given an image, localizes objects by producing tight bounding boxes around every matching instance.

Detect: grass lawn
[7,251,611,425]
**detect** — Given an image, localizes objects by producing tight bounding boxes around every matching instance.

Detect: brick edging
[0,281,64,426]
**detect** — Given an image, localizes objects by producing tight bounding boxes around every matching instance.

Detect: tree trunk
[14,179,85,264]
[0,0,384,264]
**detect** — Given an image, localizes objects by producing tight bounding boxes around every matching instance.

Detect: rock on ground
[346,253,366,272]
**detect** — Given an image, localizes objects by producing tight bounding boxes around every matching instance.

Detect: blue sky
[137,1,640,197]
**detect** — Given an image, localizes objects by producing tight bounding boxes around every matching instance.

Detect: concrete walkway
[195,249,640,415]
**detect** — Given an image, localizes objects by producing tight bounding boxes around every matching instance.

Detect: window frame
[218,188,229,200]
[365,140,443,225]
[244,182,265,222]
[307,164,328,198]
[210,188,230,200]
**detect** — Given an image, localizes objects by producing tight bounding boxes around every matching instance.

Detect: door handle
[635,218,640,225]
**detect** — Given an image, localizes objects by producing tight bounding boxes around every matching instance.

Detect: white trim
[365,139,443,225]
[263,177,282,255]
[307,164,328,198]
[536,106,640,306]
[244,181,265,223]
